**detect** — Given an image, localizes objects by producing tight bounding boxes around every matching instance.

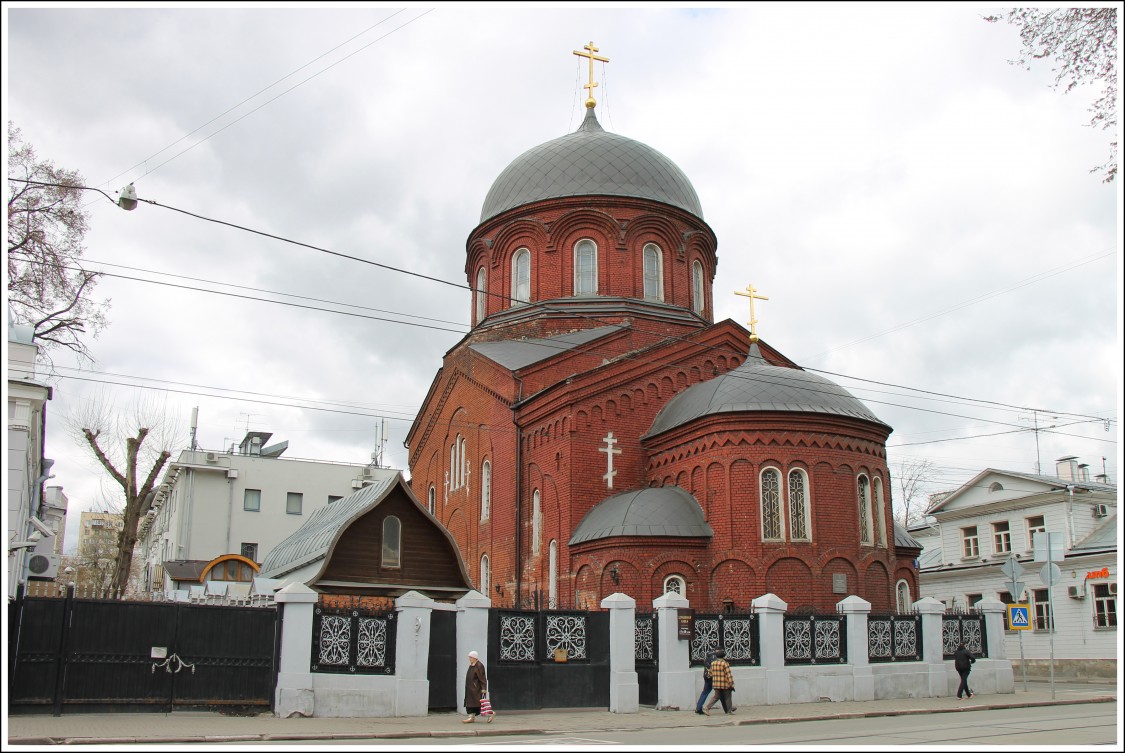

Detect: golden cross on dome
[573,40,609,109]
[735,283,769,343]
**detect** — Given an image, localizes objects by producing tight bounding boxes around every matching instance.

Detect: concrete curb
[8,696,1115,746]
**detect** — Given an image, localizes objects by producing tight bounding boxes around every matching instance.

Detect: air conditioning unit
[205,452,219,463]
[1067,585,1085,599]
[1093,504,1109,518]
[226,469,239,479]
[362,467,373,478]
[25,553,60,580]
[351,479,364,489]
[1109,583,1118,596]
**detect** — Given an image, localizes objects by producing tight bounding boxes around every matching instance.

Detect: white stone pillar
[394,590,434,716]
[601,592,639,713]
[654,591,692,710]
[751,592,790,704]
[455,589,491,715]
[974,597,1015,695]
[914,596,948,697]
[274,583,318,717]
[837,595,873,701]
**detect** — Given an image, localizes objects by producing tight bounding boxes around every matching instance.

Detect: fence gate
[427,609,458,710]
[7,588,278,714]
[635,612,658,706]
[487,609,610,710]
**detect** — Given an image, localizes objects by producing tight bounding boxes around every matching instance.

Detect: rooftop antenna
[372,418,388,468]
[189,406,199,451]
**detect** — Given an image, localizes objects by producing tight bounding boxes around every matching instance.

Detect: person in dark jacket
[695,651,717,714]
[463,650,492,723]
[954,642,976,700]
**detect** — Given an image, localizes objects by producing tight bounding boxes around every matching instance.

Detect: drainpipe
[225,471,235,554]
[1065,485,1075,549]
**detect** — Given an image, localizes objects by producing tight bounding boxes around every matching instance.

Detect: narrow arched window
[475,267,487,324]
[692,260,705,315]
[761,468,783,540]
[873,476,887,547]
[459,436,468,490]
[858,475,873,545]
[480,460,491,520]
[788,468,810,540]
[896,579,912,612]
[574,239,598,296]
[450,442,457,489]
[427,485,435,516]
[382,515,401,569]
[548,540,558,608]
[512,248,531,306]
[532,489,541,555]
[480,554,490,594]
[664,575,686,595]
[643,243,663,301]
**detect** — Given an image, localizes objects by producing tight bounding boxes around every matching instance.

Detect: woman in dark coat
[463,650,491,723]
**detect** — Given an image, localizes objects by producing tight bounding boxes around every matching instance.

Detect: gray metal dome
[646,343,890,438]
[569,485,713,545]
[480,108,703,223]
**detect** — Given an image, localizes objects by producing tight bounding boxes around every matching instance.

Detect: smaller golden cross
[573,41,610,109]
[735,284,769,343]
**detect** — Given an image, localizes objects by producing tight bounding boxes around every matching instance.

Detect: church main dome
[480,108,704,223]
[646,343,890,438]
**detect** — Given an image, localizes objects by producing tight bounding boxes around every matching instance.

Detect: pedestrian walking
[707,649,735,714]
[463,650,493,723]
[695,651,717,714]
[954,642,975,700]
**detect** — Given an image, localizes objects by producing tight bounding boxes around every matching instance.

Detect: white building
[136,431,399,595]
[915,456,1117,680]
[6,316,58,596]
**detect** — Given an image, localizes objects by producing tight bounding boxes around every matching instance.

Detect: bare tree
[985,8,1119,182]
[68,395,183,595]
[7,122,110,360]
[893,457,939,527]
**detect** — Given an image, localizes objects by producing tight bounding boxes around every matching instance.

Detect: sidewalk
[6,684,1116,746]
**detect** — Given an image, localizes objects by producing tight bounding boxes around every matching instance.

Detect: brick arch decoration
[865,559,892,611]
[822,556,859,610]
[621,212,685,253]
[709,558,757,610]
[547,208,622,254]
[492,218,550,262]
[574,563,598,610]
[445,507,470,585]
[765,557,813,609]
[602,559,640,597]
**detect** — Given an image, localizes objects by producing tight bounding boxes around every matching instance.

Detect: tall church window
[475,267,487,323]
[480,554,490,594]
[761,468,783,540]
[896,580,912,612]
[873,476,887,547]
[549,540,558,608]
[788,468,810,540]
[692,260,705,315]
[512,248,531,306]
[532,489,542,555]
[574,239,598,296]
[460,436,468,490]
[427,485,435,516]
[643,243,663,301]
[857,475,873,544]
[382,516,401,569]
[480,460,491,520]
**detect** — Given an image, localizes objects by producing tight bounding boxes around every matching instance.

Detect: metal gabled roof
[646,343,889,438]
[1072,514,1117,552]
[469,325,620,371]
[568,485,713,545]
[260,475,399,578]
[480,108,703,223]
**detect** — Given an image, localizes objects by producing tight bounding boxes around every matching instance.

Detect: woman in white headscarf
[462,650,491,723]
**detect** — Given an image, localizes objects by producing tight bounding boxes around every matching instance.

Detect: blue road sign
[1008,604,1031,630]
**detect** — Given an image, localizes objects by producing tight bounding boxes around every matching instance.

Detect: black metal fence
[310,604,396,675]
[689,612,760,666]
[867,613,922,663]
[783,614,847,665]
[942,610,988,659]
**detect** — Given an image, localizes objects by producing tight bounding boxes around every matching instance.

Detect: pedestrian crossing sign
[1008,604,1031,630]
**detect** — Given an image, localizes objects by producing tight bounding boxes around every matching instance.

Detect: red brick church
[406,47,920,613]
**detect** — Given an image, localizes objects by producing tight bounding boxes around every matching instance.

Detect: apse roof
[480,108,703,223]
[568,485,713,545]
[893,522,922,550]
[646,343,889,438]
[469,325,619,371]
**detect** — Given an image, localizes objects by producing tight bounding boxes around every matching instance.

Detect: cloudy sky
[5,3,1120,553]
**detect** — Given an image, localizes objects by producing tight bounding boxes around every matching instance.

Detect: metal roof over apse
[646,343,891,438]
[469,325,620,371]
[260,474,398,578]
[480,108,704,223]
[568,485,713,545]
